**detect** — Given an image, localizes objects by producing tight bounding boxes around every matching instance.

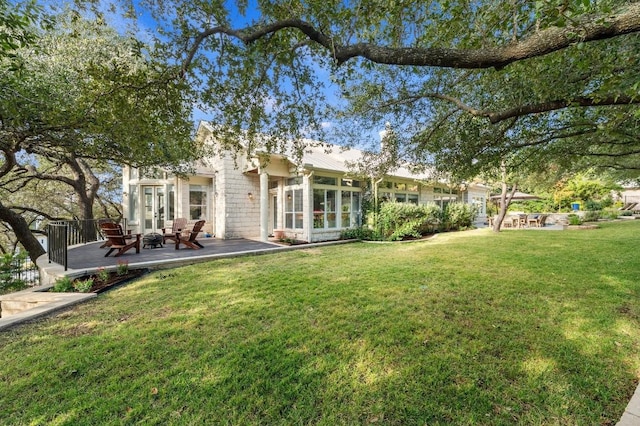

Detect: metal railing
[1,253,39,290]
[47,219,127,271]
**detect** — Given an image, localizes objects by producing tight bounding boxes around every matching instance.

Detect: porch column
[259,170,269,242]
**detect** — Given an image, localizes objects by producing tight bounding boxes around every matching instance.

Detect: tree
[105,1,638,150]
[344,122,400,228]
[0,9,198,261]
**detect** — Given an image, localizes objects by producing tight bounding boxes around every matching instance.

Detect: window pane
[408,194,419,205]
[327,212,336,228]
[285,213,293,228]
[129,185,138,221]
[341,212,350,227]
[314,189,325,212]
[314,176,337,186]
[294,189,303,212]
[314,189,324,229]
[341,192,351,212]
[285,190,293,211]
[295,213,303,229]
[396,183,406,190]
[190,206,202,220]
[341,179,360,187]
[396,193,406,202]
[326,190,336,212]
[352,192,361,226]
[168,185,175,220]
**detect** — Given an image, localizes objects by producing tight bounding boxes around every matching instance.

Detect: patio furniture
[174,220,205,250]
[99,221,132,248]
[528,214,548,228]
[162,217,188,244]
[143,233,163,249]
[517,214,528,228]
[103,228,141,257]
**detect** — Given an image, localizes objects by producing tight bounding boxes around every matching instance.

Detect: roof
[198,121,434,182]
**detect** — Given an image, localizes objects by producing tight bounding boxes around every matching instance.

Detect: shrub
[620,210,633,216]
[377,202,441,241]
[0,252,28,294]
[601,208,620,220]
[116,260,129,276]
[73,279,94,293]
[567,214,582,225]
[340,227,382,241]
[582,210,601,222]
[96,267,109,282]
[442,202,478,231]
[52,277,73,292]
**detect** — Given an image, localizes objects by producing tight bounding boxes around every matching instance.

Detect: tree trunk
[0,202,45,263]
[492,160,517,232]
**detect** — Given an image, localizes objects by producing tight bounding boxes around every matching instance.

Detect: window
[314,176,337,186]
[128,185,138,221]
[189,185,207,220]
[286,177,302,186]
[472,196,485,214]
[341,179,360,187]
[341,191,361,227]
[140,167,165,180]
[168,184,175,220]
[407,194,419,205]
[314,189,337,228]
[285,189,303,229]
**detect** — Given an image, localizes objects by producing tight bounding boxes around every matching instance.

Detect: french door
[142,186,165,233]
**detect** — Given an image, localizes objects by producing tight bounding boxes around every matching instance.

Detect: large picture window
[189,185,207,220]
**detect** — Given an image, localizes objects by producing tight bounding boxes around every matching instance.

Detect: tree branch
[183,2,640,71]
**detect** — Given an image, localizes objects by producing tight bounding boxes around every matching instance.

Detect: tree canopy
[0,7,199,259]
[105,0,640,181]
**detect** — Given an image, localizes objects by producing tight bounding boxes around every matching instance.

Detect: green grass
[1,221,639,425]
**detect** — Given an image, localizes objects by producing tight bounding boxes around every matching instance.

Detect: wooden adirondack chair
[162,217,188,244]
[99,221,132,248]
[103,227,141,257]
[174,220,205,250]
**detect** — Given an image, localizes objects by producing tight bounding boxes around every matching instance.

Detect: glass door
[142,186,165,233]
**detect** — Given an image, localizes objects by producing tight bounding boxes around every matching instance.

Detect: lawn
[1,221,639,425]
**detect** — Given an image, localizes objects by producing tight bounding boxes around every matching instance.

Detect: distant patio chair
[103,227,140,257]
[162,217,188,244]
[528,214,548,228]
[174,220,205,250]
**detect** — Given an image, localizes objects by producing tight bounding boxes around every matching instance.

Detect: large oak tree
[1,9,198,261]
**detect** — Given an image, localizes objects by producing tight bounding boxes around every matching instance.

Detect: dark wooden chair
[103,227,141,257]
[174,220,205,250]
[162,217,188,244]
[99,221,132,248]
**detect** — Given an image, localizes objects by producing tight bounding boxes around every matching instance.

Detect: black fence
[0,253,40,290]
[47,219,127,271]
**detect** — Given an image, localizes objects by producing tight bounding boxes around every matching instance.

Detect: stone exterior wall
[207,151,261,239]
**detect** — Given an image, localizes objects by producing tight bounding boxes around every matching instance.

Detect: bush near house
[377,202,441,241]
[442,202,478,231]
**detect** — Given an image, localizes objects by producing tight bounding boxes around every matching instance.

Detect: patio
[62,236,284,271]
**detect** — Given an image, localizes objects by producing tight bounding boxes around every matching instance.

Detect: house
[122,122,489,242]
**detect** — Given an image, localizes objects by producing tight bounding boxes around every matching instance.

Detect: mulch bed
[74,269,148,293]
